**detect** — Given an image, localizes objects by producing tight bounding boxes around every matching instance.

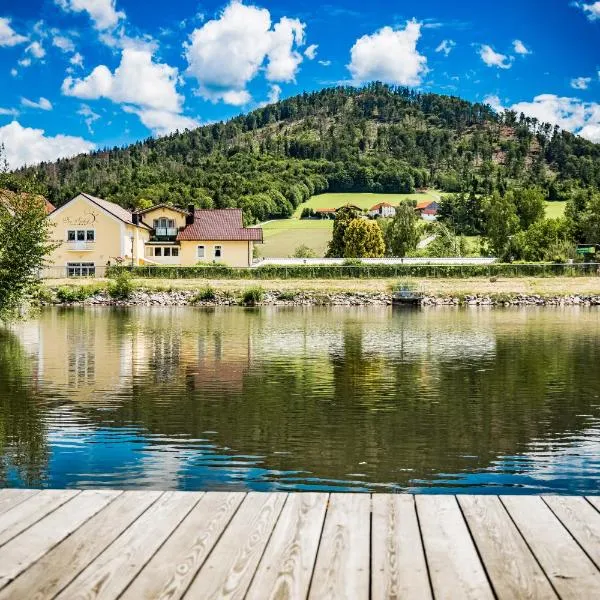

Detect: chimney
[186,204,195,225]
[132,213,139,226]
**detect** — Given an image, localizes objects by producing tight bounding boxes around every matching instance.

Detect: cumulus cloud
[259,83,281,107]
[348,20,427,86]
[21,97,53,111]
[0,17,28,46]
[304,44,318,60]
[70,52,84,67]
[487,93,600,143]
[479,44,512,69]
[513,40,530,55]
[577,1,600,20]
[55,0,125,31]
[435,39,455,57]
[77,104,100,133]
[571,77,592,90]
[0,121,94,168]
[185,1,308,105]
[52,34,75,52]
[26,41,46,59]
[122,107,199,136]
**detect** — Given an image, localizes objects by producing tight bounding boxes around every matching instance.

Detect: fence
[41,262,600,280]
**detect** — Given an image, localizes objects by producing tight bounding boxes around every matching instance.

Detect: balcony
[67,241,95,252]
[152,227,178,241]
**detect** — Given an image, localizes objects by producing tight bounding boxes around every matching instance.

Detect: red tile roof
[315,208,336,213]
[44,199,56,214]
[370,202,395,210]
[415,199,438,210]
[177,209,263,242]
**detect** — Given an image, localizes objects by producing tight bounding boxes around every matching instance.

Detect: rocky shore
[45,289,600,307]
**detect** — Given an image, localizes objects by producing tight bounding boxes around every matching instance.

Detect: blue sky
[0,0,598,168]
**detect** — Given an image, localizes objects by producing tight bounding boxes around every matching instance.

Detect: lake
[1,306,599,494]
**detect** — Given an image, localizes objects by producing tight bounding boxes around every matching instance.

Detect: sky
[0,0,598,169]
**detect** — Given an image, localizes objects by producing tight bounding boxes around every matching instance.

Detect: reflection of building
[47,194,263,276]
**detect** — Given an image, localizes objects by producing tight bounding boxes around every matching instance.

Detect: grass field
[292,191,440,217]
[259,219,334,258]
[544,201,567,219]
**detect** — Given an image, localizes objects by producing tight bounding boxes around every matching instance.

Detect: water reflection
[2,306,600,493]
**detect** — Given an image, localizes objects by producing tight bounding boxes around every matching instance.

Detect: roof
[79,193,150,229]
[137,203,189,216]
[177,209,263,242]
[370,202,396,210]
[415,199,437,210]
[315,208,336,213]
[421,208,438,215]
[0,189,52,215]
[44,199,56,214]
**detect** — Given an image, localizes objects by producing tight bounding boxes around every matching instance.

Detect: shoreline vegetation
[37,276,600,308]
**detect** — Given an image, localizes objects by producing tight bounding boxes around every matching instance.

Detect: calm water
[1,306,600,494]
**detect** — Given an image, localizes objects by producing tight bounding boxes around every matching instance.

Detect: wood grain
[416,495,494,600]
[0,491,161,600]
[121,492,243,600]
[458,495,557,600]
[246,492,328,600]
[55,491,199,600]
[184,492,286,600]
[0,490,119,590]
[371,494,432,600]
[502,495,600,600]
[0,490,39,516]
[308,493,371,600]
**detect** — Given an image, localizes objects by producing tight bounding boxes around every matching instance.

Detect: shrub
[193,285,217,302]
[32,285,55,305]
[108,270,135,300]
[241,286,264,306]
[342,258,362,266]
[56,285,94,303]
[277,290,296,301]
[293,244,316,258]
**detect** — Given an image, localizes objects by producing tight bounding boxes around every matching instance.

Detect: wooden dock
[0,490,599,599]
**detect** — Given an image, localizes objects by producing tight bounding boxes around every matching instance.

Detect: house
[314,208,337,219]
[46,193,263,276]
[415,199,440,221]
[368,202,396,218]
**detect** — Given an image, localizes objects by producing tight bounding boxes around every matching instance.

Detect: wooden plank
[0,490,161,600]
[371,494,432,600]
[246,492,328,600]
[587,496,600,513]
[416,495,494,600]
[54,491,199,600]
[458,495,557,600]
[502,495,600,600]
[544,496,600,569]
[0,490,120,590]
[308,493,371,600]
[184,492,287,600]
[0,489,79,547]
[0,490,39,516]
[121,492,243,600]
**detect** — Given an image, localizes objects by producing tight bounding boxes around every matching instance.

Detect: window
[154,247,162,257]
[68,229,94,242]
[197,245,205,258]
[172,248,179,257]
[76,230,85,241]
[164,247,171,257]
[67,230,76,241]
[67,262,95,277]
[86,230,95,242]
[214,245,222,258]
[155,217,175,229]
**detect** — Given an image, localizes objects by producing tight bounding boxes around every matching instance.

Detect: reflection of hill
[4,306,600,490]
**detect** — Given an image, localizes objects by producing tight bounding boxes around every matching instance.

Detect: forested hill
[17,83,600,223]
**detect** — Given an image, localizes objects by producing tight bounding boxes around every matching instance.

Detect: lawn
[258,219,334,258]
[544,201,567,219]
[293,190,440,217]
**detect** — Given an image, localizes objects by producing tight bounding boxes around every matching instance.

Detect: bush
[56,285,95,303]
[277,290,296,301]
[293,244,316,258]
[241,286,264,306]
[108,270,135,300]
[193,285,216,302]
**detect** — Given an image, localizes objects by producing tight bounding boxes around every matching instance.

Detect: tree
[343,219,385,258]
[0,192,58,320]
[512,218,570,261]
[483,191,520,259]
[382,202,420,257]
[326,205,360,257]
[510,187,545,230]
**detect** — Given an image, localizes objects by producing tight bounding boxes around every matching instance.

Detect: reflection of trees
[0,330,48,486]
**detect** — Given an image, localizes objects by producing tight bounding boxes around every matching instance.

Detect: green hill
[16,83,600,224]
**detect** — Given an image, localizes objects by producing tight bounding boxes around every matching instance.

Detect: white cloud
[0,17,28,47]
[21,97,53,111]
[571,76,592,90]
[185,1,307,105]
[435,39,455,57]
[62,48,182,112]
[77,104,100,133]
[18,57,31,68]
[489,93,600,143]
[578,1,600,20]
[52,34,75,52]
[483,94,504,112]
[318,59,331,67]
[348,20,427,86]
[55,0,125,31]
[304,44,318,60]
[26,41,46,59]
[10,68,17,77]
[513,39,530,55]
[259,83,281,107]
[0,107,18,116]
[122,107,199,136]
[479,44,512,69]
[0,121,94,168]
[70,52,84,67]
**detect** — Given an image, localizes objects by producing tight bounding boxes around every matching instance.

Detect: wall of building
[141,207,187,229]
[179,240,252,267]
